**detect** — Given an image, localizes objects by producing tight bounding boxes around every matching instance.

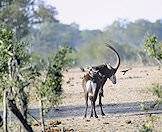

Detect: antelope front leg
[99,94,105,116]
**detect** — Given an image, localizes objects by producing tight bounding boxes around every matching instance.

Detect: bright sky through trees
[47,0,162,30]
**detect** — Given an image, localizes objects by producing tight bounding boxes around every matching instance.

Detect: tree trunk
[40,99,45,132]
[3,90,8,132]
[7,99,33,132]
[18,89,28,132]
[0,115,3,128]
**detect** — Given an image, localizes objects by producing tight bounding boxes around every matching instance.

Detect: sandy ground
[1,65,162,132]
[46,65,162,132]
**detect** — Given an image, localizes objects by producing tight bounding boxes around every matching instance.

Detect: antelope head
[92,43,121,84]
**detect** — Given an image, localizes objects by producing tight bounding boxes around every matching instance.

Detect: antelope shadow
[42,101,162,119]
[1,101,162,120]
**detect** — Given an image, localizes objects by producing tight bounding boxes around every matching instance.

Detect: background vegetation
[1,0,162,66]
[0,0,162,131]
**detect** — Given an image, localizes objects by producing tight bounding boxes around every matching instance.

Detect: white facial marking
[110,75,116,84]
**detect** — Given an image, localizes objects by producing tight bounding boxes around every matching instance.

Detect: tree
[144,35,162,67]
[0,0,32,39]
[0,25,35,131]
[0,0,58,39]
[33,46,73,131]
[0,25,74,131]
[34,1,59,23]
[30,22,81,55]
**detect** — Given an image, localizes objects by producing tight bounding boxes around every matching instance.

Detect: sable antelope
[84,43,121,117]
[82,68,104,118]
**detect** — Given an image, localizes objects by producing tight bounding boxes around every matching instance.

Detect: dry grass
[1,65,162,131]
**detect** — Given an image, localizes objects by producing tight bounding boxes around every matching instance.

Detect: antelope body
[82,43,121,118]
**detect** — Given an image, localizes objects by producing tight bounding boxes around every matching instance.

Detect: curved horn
[105,42,120,72]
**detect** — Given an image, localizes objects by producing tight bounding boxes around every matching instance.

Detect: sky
[47,0,162,30]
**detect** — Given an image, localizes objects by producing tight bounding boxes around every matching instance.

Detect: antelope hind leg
[84,93,88,118]
[93,101,98,118]
[99,94,105,116]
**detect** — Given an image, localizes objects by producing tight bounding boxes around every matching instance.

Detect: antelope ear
[96,70,99,72]
[106,63,112,69]
[91,68,99,73]
[103,63,107,66]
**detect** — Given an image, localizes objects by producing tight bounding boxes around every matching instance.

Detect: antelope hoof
[95,115,98,118]
[102,113,105,116]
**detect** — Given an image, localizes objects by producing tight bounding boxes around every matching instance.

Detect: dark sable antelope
[82,43,121,118]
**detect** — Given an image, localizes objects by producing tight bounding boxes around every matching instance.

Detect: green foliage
[149,83,162,108]
[0,25,41,106]
[0,0,31,38]
[0,25,37,118]
[139,114,158,132]
[77,39,108,65]
[144,35,162,61]
[0,0,59,39]
[29,19,162,64]
[0,25,31,72]
[152,84,162,98]
[104,19,162,47]
[36,1,58,23]
[2,1,162,64]
[0,25,73,123]
[30,22,81,54]
[16,14,161,65]
[140,124,153,132]
[49,45,74,70]
[37,46,73,106]
[77,36,138,65]
[30,52,46,71]
[0,26,17,93]
[0,26,14,72]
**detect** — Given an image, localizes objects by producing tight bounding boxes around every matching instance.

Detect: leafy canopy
[144,35,162,61]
